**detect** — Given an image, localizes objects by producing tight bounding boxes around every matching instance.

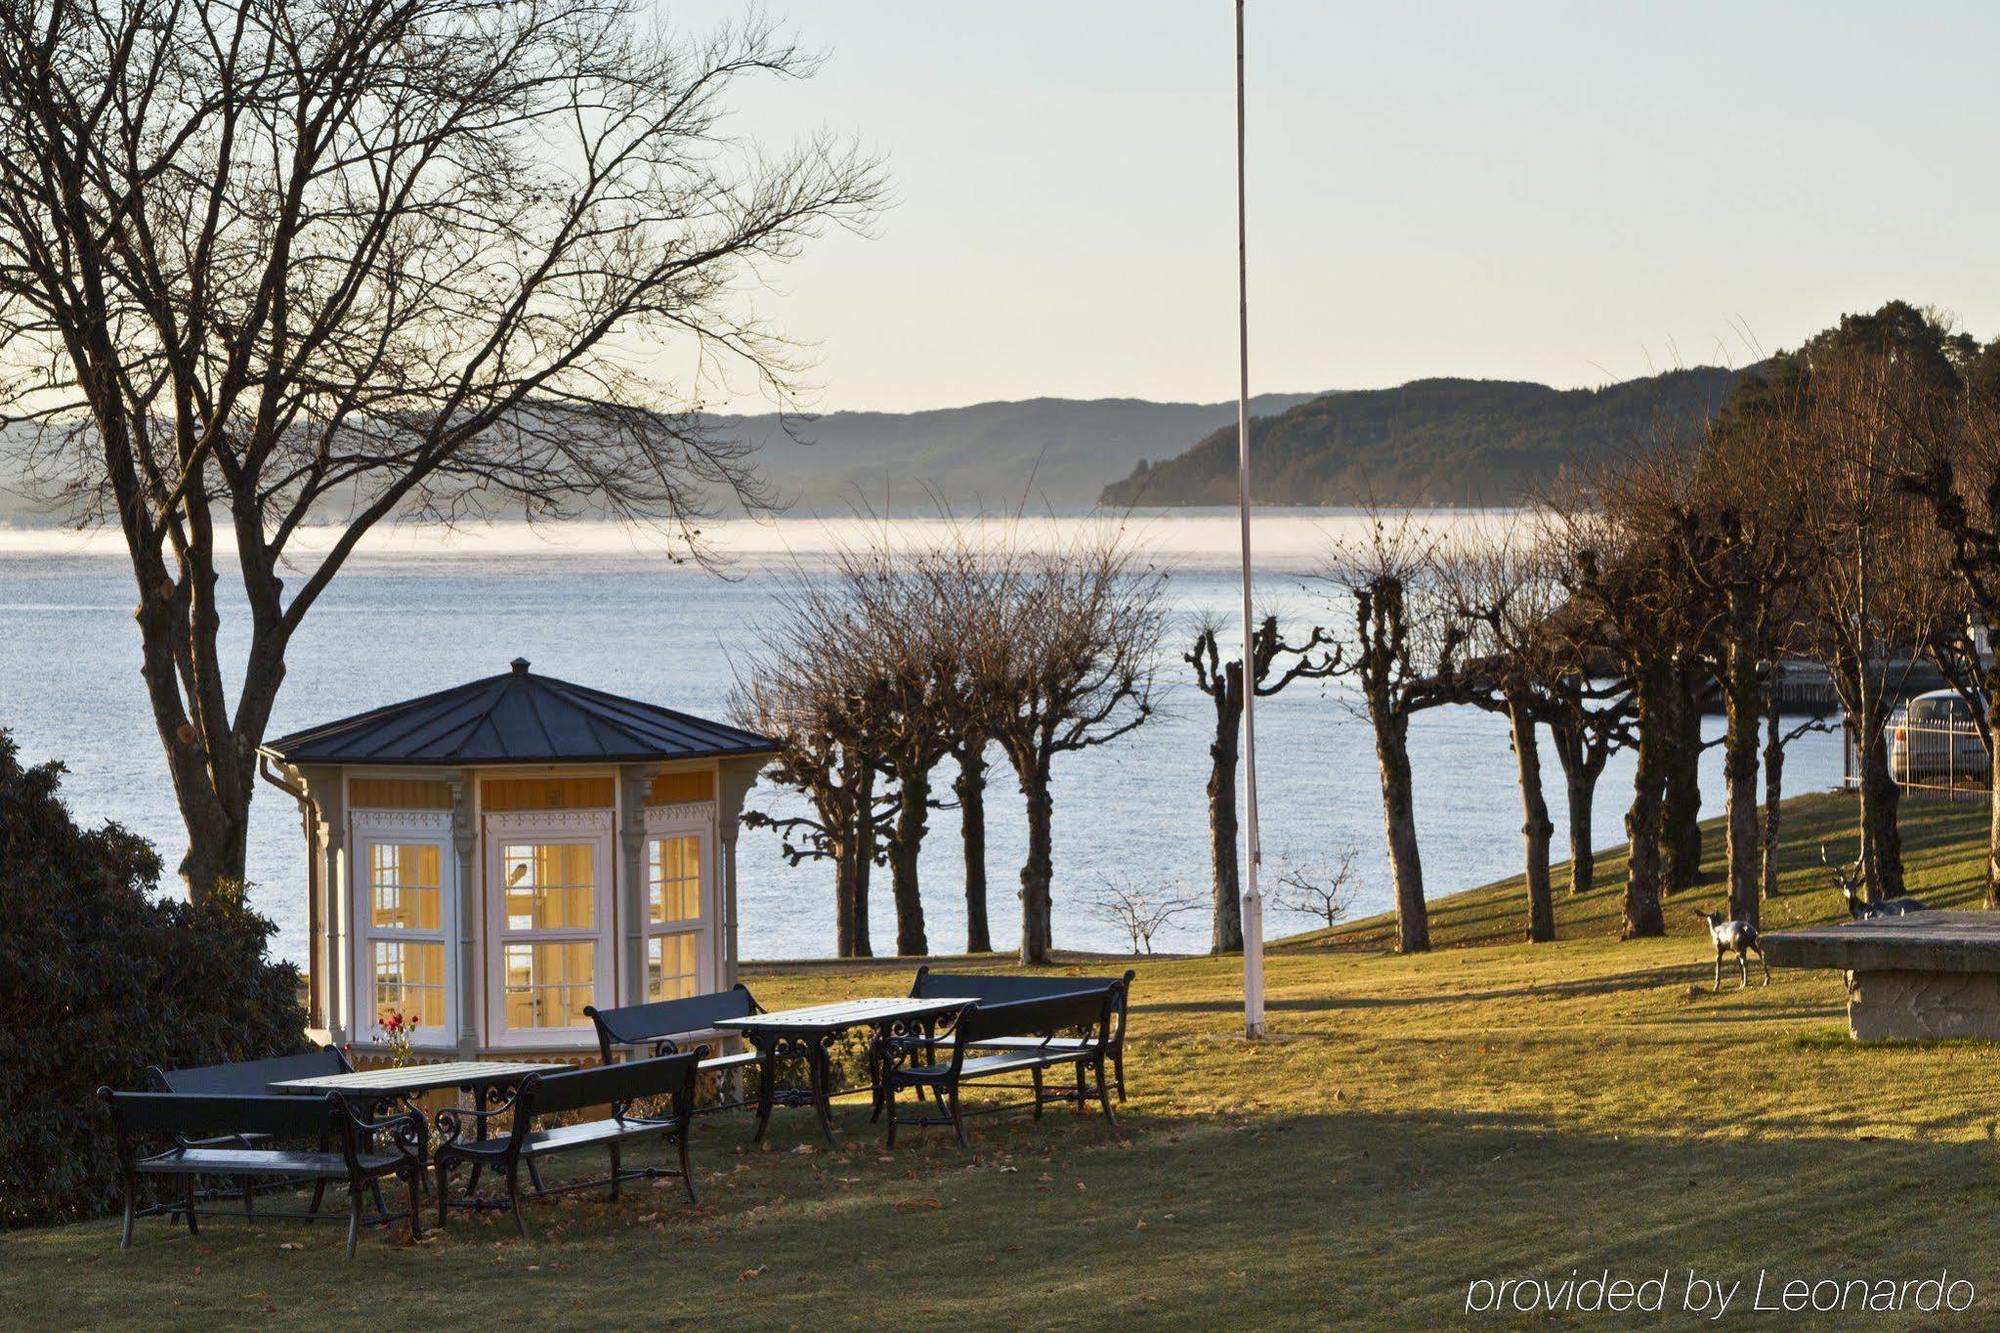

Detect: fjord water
[0,511,1843,964]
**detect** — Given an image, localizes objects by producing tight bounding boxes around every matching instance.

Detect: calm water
[0,512,1843,963]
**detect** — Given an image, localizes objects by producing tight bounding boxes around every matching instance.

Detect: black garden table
[270,1059,566,1204]
[716,996,973,1145]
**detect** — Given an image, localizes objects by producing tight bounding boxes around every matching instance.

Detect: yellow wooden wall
[348,778,453,809]
[482,776,616,810]
[648,770,714,804]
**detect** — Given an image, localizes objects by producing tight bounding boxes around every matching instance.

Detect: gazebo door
[485,811,614,1045]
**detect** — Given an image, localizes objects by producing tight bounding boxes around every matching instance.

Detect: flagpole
[1234,0,1265,1040]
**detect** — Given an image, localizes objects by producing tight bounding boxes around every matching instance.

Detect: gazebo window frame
[484,808,616,1046]
[349,808,458,1049]
[642,802,716,1002]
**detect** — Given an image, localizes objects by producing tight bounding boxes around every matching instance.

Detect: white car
[1890,689,1989,783]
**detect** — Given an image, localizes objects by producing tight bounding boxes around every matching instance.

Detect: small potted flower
[376,1009,420,1067]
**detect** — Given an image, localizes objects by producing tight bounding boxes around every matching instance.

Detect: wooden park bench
[98,1087,427,1259]
[432,1052,700,1239]
[585,984,765,1109]
[909,966,1137,1101]
[878,989,1123,1148]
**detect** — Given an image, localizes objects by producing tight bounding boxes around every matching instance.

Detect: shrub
[0,731,306,1227]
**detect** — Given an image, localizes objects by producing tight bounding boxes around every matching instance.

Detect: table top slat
[269,1060,561,1096]
[715,996,976,1032]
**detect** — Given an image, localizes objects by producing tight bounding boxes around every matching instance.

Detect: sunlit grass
[8,790,2000,1328]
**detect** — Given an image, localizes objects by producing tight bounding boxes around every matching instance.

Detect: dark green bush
[0,731,306,1227]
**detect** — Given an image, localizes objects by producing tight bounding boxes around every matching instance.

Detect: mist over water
[0,511,1844,962]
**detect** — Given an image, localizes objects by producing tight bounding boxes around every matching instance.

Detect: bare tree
[978,528,1165,965]
[1778,314,1954,901]
[732,666,886,960]
[1089,873,1201,956]
[1661,439,1809,925]
[0,2,881,898]
[1440,526,1572,941]
[1187,613,1338,954]
[1901,333,2000,904]
[1322,514,1471,954]
[1272,850,1359,931]
[1548,458,1704,939]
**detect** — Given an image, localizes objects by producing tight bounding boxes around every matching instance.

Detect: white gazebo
[259,658,776,1060]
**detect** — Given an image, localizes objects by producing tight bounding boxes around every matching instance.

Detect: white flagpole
[1234,0,1265,1040]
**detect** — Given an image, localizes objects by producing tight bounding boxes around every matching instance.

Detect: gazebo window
[645,832,707,1000]
[352,825,454,1045]
[495,836,608,1033]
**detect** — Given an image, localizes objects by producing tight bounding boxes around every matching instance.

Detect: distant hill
[1098,367,1749,508]
[714,393,1327,510]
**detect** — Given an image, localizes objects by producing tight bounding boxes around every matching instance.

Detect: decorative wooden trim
[642,801,715,832]
[485,808,613,835]
[352,808,452,834]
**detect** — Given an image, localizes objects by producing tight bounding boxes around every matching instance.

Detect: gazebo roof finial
[511,657,530,674]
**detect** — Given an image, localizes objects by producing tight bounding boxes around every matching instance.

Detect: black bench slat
[899,1048,1089,1081]
[136,1147,400,1176]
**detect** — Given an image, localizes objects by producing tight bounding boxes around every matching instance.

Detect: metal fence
[1848,707,1994,801]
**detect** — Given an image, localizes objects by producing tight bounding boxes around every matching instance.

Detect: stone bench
[1764,911,2000,1041]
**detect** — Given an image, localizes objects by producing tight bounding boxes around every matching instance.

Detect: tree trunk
[1508,697,1555,943]
[1208,668,1244,953]
[1858,724,1906,900]
[887,764,930,955]
[835,759,874,958]
[1986,665,2000,910]
[1659,662,1705,895]
[1623,661,1669,938]
[1018,760,1056,965]
[954,741,992,952]
[134,577,255,902]
[1760,665,1786,901]
[1551,718,1598,896]
[1720,596,1762,925]
[1373,706,1428,953]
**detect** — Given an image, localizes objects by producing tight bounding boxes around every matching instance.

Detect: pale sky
[665,1,2000,413]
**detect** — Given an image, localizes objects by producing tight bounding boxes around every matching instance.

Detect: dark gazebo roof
[261,658,777,767]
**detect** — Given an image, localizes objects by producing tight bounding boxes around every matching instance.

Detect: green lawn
[9,792,2000,1328]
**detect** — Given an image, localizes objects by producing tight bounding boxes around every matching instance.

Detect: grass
[9,791,2000,1329]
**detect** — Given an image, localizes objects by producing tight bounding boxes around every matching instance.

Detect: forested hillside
[1099,367,1747,507]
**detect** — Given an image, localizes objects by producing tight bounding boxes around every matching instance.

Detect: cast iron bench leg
[505,1165,529,1241]
[752,1042,777,1143]
[808,1042,837,1146]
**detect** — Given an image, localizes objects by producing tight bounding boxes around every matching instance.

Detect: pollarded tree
[1901,333,2000,905]
[1439,526,1573,942]
[1777,306,1959,901]
[1187,614,1339,953]
[1323,515,1472,954]
[0,2,882,899]
[1548,459,1705,939]
[1661,439,1809,925]
[977,530,1165,965]
[732,578,894,960]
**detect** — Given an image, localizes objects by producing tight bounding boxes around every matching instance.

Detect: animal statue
[1695,909,1769,991]
[1820,844,1932,920]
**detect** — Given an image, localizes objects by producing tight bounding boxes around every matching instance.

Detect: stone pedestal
[1847,968,2000,1042]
